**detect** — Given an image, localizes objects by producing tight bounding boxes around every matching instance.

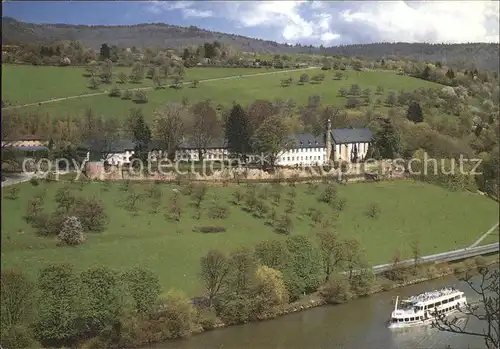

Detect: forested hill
[2,16,499,70]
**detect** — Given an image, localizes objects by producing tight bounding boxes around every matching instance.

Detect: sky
[3,1,499,46]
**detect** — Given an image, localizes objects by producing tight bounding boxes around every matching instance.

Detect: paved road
[2,66,320,110]
[469,222,499,248]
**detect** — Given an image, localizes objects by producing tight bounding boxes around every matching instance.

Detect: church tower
[326,118,332,164]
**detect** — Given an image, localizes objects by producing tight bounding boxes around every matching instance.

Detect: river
[150,271,496,349]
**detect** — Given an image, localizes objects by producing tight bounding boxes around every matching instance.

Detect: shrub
[345,97,360,109]
[319,276,353,304]
[109,87,121,97]
[0,324,35,349]
[122,90,133,100]
[30,178,39,186]
[217,295,253,325]
[122,267,161,314]
[5,186,20,200]
[195,226,227,233]
[72,197,108,232]
[463,258,476,271]
[134,90,148,103]
[275,214,292,235]
[161,290,194,339]
[58,216,86,246]
[366,202,380,218]
[0,270,35,329]
[194,306,218,330]
[207,201,230,220]
[474,255,488,270]
[453,262,466,274]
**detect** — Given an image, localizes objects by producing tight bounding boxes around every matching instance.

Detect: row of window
[288,148,326,153]
[281,156,325,162]
[392,304,458,323]
[415,295,462,311]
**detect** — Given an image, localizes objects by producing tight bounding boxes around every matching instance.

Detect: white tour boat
[388,287,467,329]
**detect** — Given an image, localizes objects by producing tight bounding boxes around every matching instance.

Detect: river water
[150,272,495,349]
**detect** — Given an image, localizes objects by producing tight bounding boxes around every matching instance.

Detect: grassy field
[11,67,443,121]
[1,64,270,105]
[479,226,499,245]
[1,179,497,296]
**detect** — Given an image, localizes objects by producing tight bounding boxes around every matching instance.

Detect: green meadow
[1,179,497,296]
[1,64,268,105]
[3,64,443,121]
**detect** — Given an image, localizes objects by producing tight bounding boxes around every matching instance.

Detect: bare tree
[153,103,187,160]
[433,267,499,349]
[189,100,219,162]
[200,249,231,307]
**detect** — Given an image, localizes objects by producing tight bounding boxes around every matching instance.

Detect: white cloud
[146,1,213,19]
[143,1,500,44]
[339,1,500,43]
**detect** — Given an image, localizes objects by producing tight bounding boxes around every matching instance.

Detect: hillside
[2,17,499,71]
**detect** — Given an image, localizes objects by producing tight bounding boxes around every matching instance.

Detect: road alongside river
[147,271,496,349]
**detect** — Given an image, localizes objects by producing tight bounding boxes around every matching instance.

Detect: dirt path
[2,66,320,110]
[469,222,499,248]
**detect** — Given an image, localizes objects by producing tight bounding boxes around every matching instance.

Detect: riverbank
[132,256,499,349]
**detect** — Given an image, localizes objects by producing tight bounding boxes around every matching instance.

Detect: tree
[131,110,152,163]
[99,43,110,60]
[117,71,127,84]
[134,90,148,104]
[225,103,252,161]
[253,266,289,319]
[79,266,124,336]
[254,240,290,271]
[410,235,421,273]
[319,275,353,304]
[0,270,35,330]
[33,264,83,347]
[122,267,161,314]
[285,235,322,295]
[375,85,384,95]
[317,229,345,282]
[58,216,85,246]
[153,103,187,160]
[406,101,424,123]
[200,249,231,306]
[152,66,164,89]
[99,59,113,83]
[189,100,219,162]
[371,117,401,159]
[298,73,309,85]
[89,75,100,90]
[227,247,258,296]
[386,92,396,106]
[252,115,291,169]
[129,62,144,83]
[162,290,194,339]
[433,267,499,349]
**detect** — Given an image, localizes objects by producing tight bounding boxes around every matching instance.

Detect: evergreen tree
[406,101,424,123]
[131,113,152,164]
[372,118,401,159]
[225,104,252,161]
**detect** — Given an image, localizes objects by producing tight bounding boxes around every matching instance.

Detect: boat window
[454,295,460,300]
[442,298,448,304]
[404,318,409,321]
[420,316,424,320]
[435,301,441,307]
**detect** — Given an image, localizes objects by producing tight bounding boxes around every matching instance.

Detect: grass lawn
[1,64,271,105]
[14,69,443,121]
[1,179,497,296]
